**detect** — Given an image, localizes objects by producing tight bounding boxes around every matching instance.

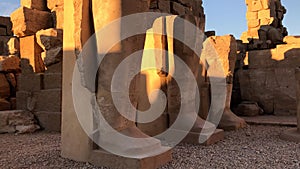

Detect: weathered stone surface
[16,91,31,111]
[283,36,300,44]
[0,110,39,134]
[21,0,47,11]
[0,36,10,56]
[52,6,64,29]
[36,28,63,51]
[34,89,62,112]
[0,16,13,36]
[247,49,275,69]
[5,73,17,95]
[0,99,11,111]
[0,73,10,98]
[234,101,263,116]
[20,35,45,73]
[17,73,42,92]
[34,111,61,132]
[0,56,21,72]
[20,58,34,74]
[137,113,168,137]
[47,0,64,10]
[10,7,53,37]
[44,73,62,89]
[41,47,63,66]
[7,37,20,56]
[45,62,62,73]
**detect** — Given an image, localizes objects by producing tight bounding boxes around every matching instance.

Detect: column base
[89,147,172,169]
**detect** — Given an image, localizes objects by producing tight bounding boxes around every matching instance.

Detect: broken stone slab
[0,99,11,111]
[0,110,40,134]
[0,16,13,36]
[20,35,45,73]
[234,101,263,117]
[47,0,64,11]
[21,0,48,11]
[34,111,61,132]
[41,47,63,66]
[0,55,21,72]
[0,73,10,98]
[10,7,53,37]
[36,28,63,51]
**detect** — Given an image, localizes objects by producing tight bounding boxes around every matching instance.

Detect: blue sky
[0,0,299,38]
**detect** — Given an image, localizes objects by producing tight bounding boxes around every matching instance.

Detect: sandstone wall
[0,17,20,111]
[10,0,64,132]
[237,36,300,116]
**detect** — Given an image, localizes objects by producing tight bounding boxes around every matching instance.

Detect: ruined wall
[0,17,20,111]
[237,37,300,116]
[10,0,64,132]
[241,0,287,43]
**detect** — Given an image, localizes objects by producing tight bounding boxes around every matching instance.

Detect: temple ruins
[0,0,299,168]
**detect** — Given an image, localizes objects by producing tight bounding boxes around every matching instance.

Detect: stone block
[20,58,34,74]
[248,0,263,12]
[17,73,43,92]
[10,97,16,110]
[0,110,39,134]
[43,73,62,89]
[0,98,11,111]
[5,73,17,96]
[45,62,62,73]
[21,0,47,11]
[171,1,186,15]
[206,35,237,79]
[156,0,171,13]
[89,149,172,169]
[7,37,20,55]
[274,44,300,61]
[261,0,271,9]
[234,101,263,116]
[36,28,63,51]
[16,91,31,111]
[260,17,273,25]
[34,111,61,132]
[34,89,62,112]
[0,36,10,56]
[41,47,63,66]
[0,16,13,36]
[247,49,275,69]
[10,7,53,37]
[246,11,258,20]
[0,27,7,36]
[0,73,10,98]
[284,36,300,44]
[0,56,21,72]
[20,35,45,73]
[247,19,260,28]
[52,6,64,29]
[258,9,271,19]
[47,0,64,11]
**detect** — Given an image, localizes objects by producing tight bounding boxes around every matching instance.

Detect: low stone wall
[237,36,300,116]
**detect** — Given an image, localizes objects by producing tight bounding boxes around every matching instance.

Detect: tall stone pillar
[61,0,172,168]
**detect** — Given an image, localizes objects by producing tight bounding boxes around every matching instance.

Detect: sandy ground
[0,125,299,169]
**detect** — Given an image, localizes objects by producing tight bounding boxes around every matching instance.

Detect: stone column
[280,67,300,142]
